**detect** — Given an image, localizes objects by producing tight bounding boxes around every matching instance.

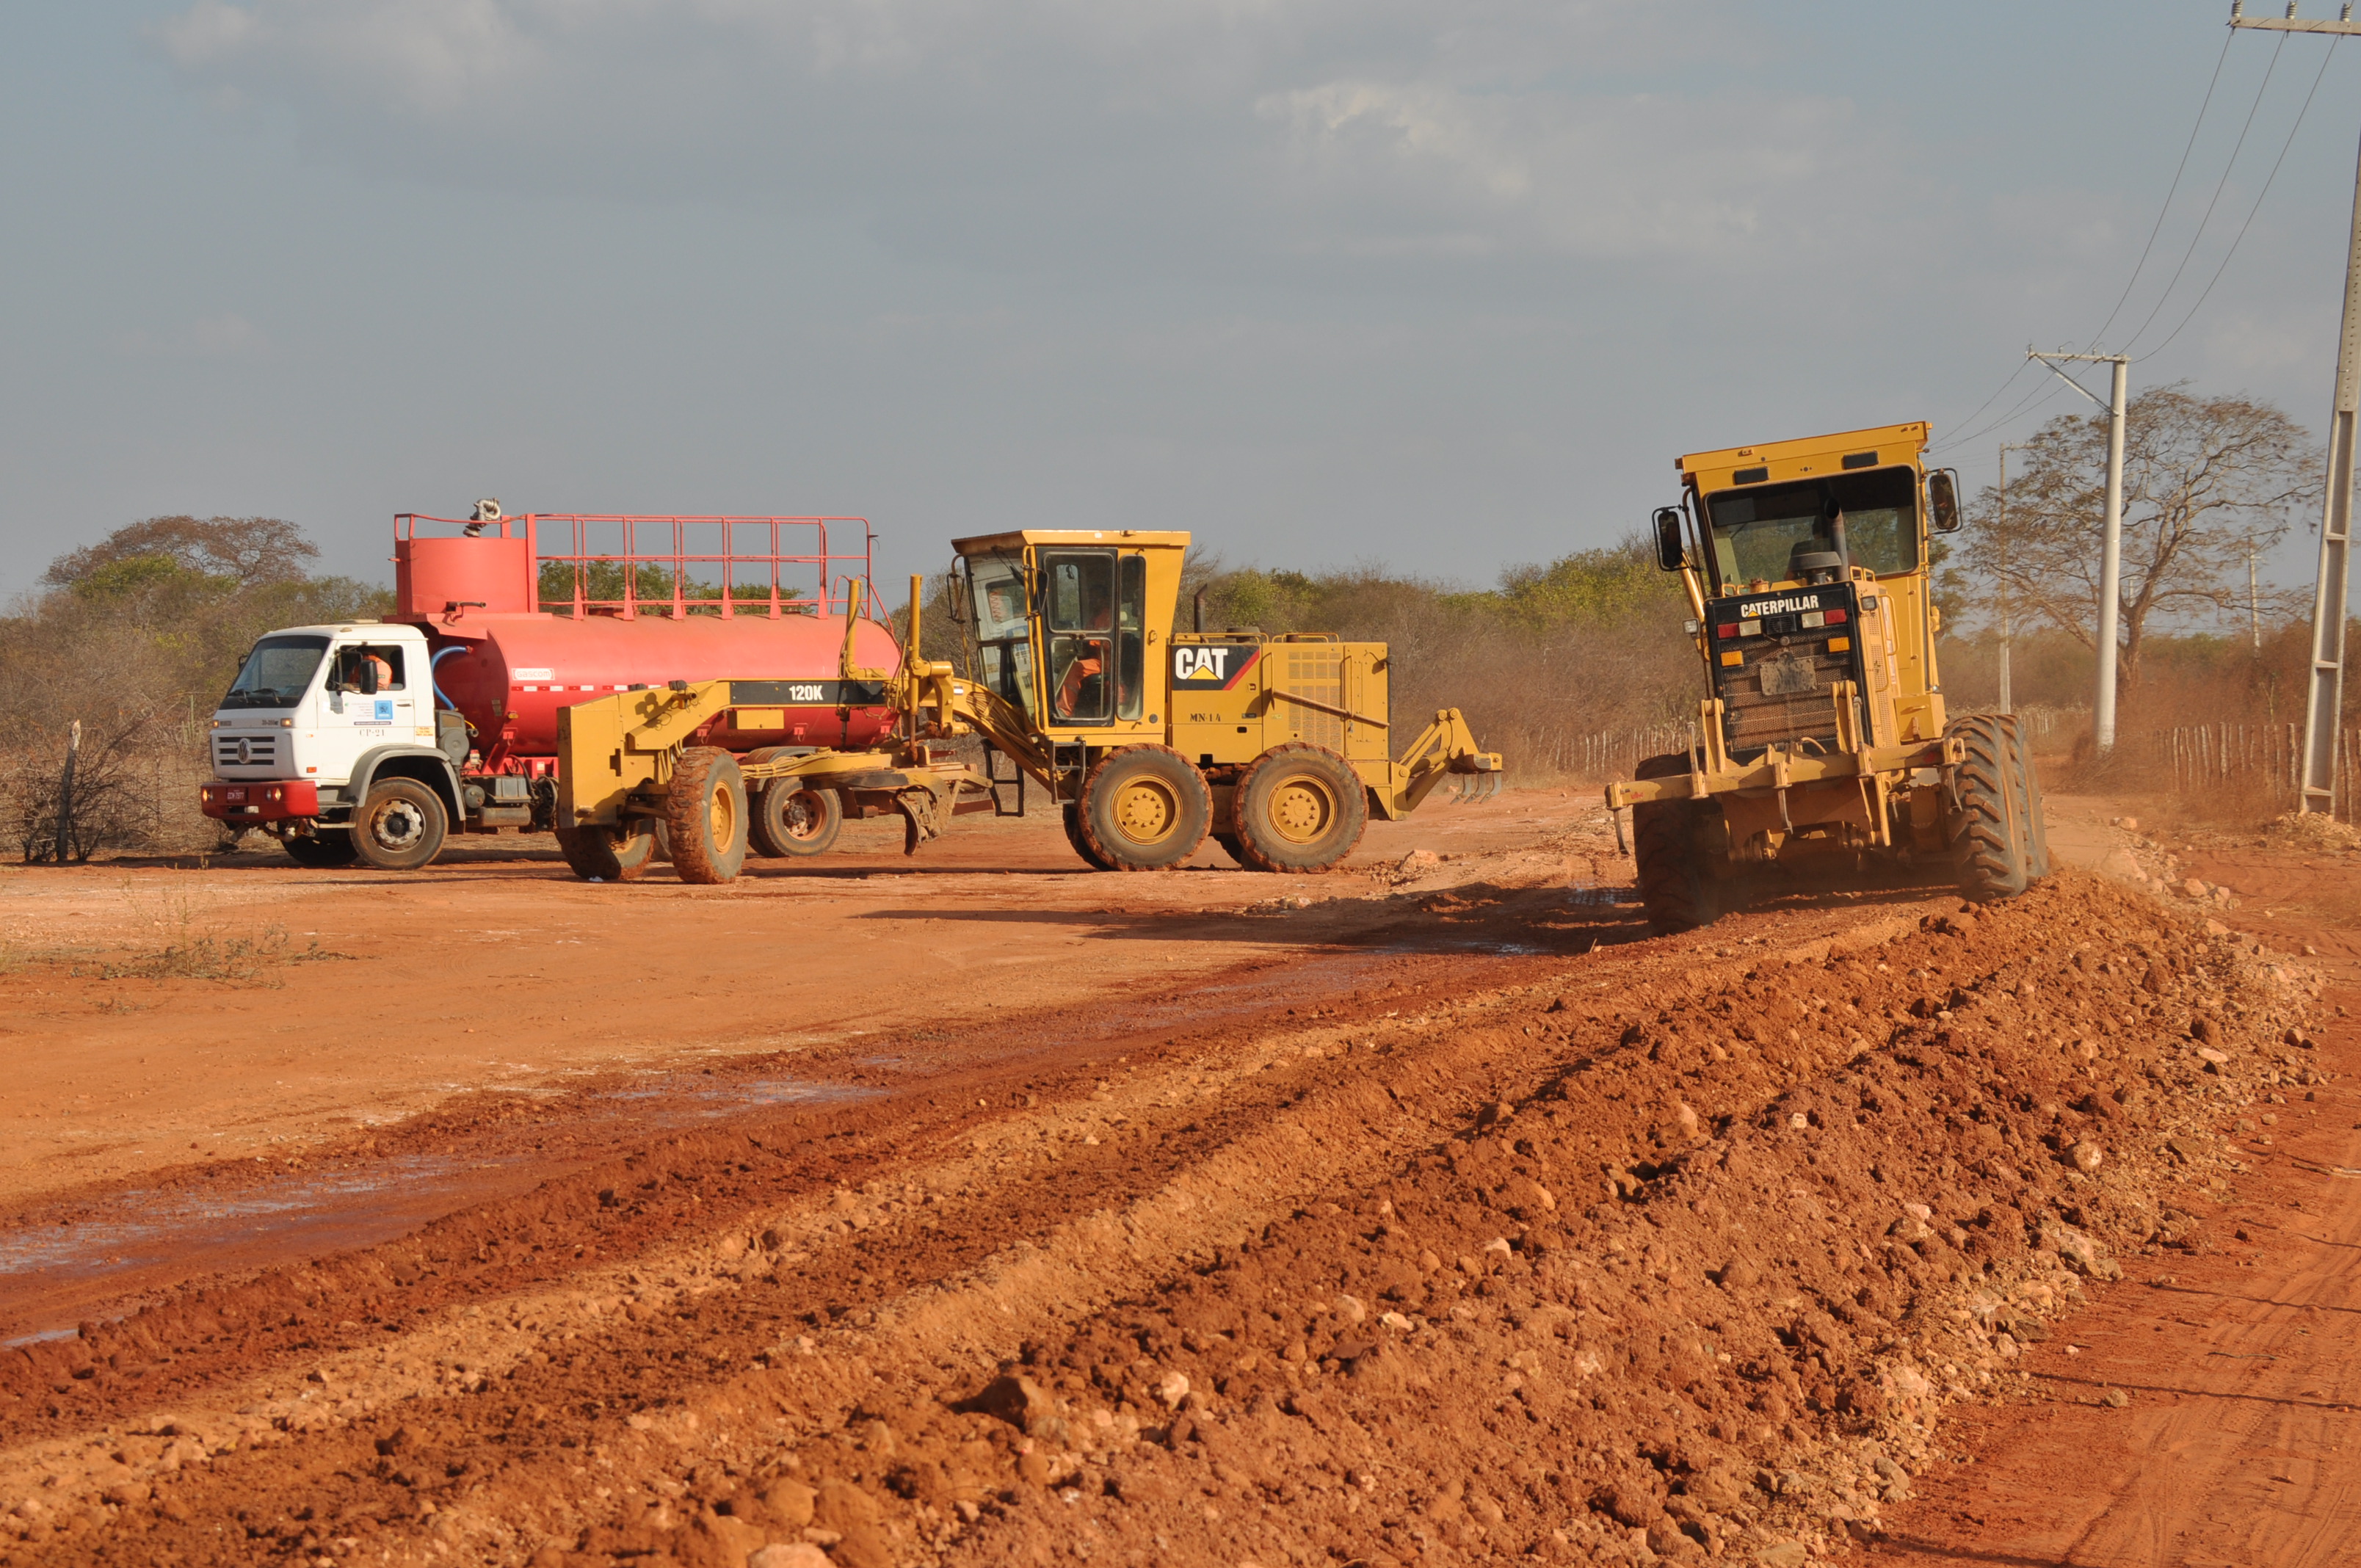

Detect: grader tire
[1230,742,1367,874]
[283,832,359,868]
[2005,717,2053,881]
[554,821,659,882]
[1631,751,1714,935]
[1077,745,1211,871]
[1945,715,2029,902]
[1063,803,1119,871]
[667,747,749,885]
[750,783,842,858]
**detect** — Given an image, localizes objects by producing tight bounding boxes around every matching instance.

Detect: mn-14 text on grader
[555,529,1504,882]
[1604,421,2050,934]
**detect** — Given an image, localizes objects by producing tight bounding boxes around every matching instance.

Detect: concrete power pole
[2231,1,2358,812]
[2029,350,2130,752]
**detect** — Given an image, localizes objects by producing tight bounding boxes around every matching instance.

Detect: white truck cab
[200,623,473,868]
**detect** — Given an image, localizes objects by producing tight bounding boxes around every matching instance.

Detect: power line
[2083,29,2236,352]
[2117,30,2288,355]
[1934,29,2240,455]
[2138,35,2341,362]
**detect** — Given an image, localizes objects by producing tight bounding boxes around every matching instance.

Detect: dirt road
[0,793,2343,1568]
[1858,802,2361,1568]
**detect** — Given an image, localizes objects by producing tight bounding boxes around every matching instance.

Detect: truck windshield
[965,553,1040,722]
[1702,468,1918,587]
[222,634,329,709]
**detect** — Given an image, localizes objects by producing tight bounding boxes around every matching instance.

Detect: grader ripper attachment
[554,529,1503,882]
[1604,421,2050,934]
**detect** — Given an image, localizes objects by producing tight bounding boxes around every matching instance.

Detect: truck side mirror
[1652,507,1686,572]
[358,659,380,696]
[1928,470,1962,534]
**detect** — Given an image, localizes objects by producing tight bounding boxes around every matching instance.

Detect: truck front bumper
[199,779,320,822]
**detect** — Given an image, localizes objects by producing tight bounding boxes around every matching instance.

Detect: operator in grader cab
[1606,421,2050,934]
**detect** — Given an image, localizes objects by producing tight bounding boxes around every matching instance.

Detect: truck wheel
[554,821,657,882]
[750,784,842,858]
[2004,717,2053,880]
[1945,715,2029,901]
[1230,742,1366,874]
[1077,745,1211,871]
[1631,752,1715,934]
[1062,803,1119,871]
[667,747,748,885]
[282,832,358,868]
[347,779,448,871]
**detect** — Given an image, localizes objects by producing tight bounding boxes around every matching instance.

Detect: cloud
[151,0,1899,279]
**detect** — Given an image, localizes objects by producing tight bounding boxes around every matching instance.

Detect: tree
[43,515,318,589]
[1956,385,2319,696]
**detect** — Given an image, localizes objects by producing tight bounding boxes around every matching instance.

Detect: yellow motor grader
[1604,421,2050,934]
[551,529,1504,882]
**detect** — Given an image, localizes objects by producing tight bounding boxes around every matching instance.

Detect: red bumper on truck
[199,780,319,821]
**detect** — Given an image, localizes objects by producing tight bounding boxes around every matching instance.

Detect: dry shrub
[0,518,388,860]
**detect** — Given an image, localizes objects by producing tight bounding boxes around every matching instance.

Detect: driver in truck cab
[335,647,396,692]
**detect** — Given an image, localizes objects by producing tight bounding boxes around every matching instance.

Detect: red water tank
[391,513,901,765]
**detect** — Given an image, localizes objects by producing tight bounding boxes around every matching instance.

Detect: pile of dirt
[0,872,2326,1568]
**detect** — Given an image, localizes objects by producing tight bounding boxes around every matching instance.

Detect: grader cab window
[1044,551,1117,724]
[965,553,1040,722]
[1702,468,1919,588]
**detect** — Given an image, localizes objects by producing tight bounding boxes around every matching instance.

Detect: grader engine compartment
[1701,583,1868,760]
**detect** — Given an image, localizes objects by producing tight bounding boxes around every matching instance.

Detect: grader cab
[950,529,1501,871]
[1604,422,2050,933]
[551,529,1502,882]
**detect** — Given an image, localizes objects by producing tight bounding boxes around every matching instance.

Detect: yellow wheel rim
[1111,777,1180,845]
[1267,772,1337,845]
[709,781,737,846]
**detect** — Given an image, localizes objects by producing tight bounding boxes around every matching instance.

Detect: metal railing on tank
[396,512,882,622]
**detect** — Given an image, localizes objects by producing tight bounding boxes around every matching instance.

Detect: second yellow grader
[551,529,1504,882]
[1605,421,2050,933]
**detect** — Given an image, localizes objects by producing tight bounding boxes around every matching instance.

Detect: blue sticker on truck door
[352,698,394,724]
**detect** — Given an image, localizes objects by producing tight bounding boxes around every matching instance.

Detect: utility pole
[2249,537,2263,653]
[2029,349,2129,752]
[1998,441,2032,714]
[2232,1,2357,812]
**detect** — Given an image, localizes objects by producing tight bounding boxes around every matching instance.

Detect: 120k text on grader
[1605,421,2050,934]
[554,530,1504,883]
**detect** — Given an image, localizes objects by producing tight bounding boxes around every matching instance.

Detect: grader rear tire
[750,783,842,858]
[2004,717,2052,881]
[667,747,749,885]
[1945,715,2030,902]
[554,821,659,882]
[1631,751,1715,935]
[1230,742,1367,874]
[1076,745,1212,871]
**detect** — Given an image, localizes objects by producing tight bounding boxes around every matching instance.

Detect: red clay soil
[0,802,2339,1568]
[1854,807,2361,1568]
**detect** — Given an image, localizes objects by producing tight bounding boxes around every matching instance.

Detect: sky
[4,1,2359,611]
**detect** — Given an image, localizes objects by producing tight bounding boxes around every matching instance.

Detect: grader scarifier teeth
[1448,769,1505,805]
